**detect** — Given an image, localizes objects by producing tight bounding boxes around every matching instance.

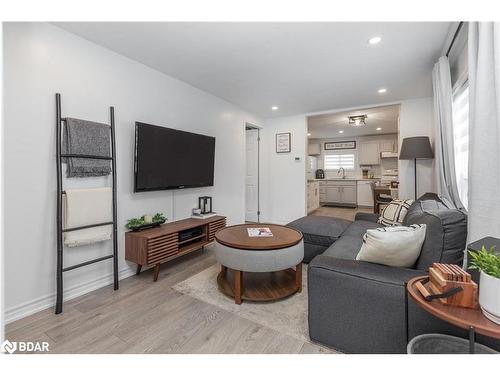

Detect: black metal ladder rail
[55,93,119,315]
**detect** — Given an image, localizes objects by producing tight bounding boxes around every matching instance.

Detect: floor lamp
[399,136,434,200]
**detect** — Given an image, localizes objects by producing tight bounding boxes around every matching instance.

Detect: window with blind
[452,83,469,209]
[324,154,355,170]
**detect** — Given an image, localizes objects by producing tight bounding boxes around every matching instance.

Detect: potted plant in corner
[469,246,500,324]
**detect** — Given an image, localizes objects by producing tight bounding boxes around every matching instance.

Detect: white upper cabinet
[380,140,396,153]
[358,141,380,165]
[308,143,321,156]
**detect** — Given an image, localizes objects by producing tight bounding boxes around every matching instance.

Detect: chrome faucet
[338,167,346,179]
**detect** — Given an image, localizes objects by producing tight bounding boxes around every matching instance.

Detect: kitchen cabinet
[326,185,341,203]
[359,141,380,165]
[357,180,374,207]
[307,181,320,213]
[342,185,357,205]
[307,156,317,174]
[308,143,321,156]
[319,180,357,207]
[380,140,396,153]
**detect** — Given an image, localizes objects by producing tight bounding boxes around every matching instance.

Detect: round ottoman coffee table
[214,224,304,304]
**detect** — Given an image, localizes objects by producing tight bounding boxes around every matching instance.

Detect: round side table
[407,276,500,353]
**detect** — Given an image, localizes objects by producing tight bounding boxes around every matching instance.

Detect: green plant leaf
[468,245,500,278]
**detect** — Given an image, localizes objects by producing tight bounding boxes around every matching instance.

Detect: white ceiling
[308,104,400,138]
[54,22,451,118]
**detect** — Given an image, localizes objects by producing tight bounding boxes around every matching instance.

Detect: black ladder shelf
[55,93,119,314]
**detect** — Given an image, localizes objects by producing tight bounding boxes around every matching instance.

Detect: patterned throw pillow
[377,199,414,226]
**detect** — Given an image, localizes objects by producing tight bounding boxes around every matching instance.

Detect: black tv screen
[134,122,216,192]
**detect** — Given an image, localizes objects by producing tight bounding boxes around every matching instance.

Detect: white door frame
[245,122,262,223]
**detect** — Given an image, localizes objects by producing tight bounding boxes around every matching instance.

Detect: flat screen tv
[134,122,216,192]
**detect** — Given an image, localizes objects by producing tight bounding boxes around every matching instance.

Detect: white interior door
[245,129,259,222]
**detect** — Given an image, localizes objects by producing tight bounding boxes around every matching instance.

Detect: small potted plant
[126,212,167,231]
[469,246,500,324]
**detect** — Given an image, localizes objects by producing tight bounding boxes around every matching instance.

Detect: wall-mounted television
[134,122,216,192]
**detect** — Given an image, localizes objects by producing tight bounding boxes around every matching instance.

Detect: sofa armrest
[307,255,426,353]
[354,212,380,223]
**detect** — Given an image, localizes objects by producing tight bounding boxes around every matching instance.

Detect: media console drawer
[125,215,226,281]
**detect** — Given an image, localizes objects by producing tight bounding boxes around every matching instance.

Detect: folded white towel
[64,187,113,247]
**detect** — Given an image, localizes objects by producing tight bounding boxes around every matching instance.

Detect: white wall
[260,115,307,224]
[398,97,436,200]
[3,22,261,322]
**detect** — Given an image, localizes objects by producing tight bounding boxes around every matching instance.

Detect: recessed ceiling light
[376,127,382,131]
[368,36,382,45]
[378,88,387,94]
[271,106,279,111]
[307,133,311,136]
[339,130,344,134]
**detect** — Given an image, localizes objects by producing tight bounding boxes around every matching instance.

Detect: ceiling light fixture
[348,115,367,127]
[368,36,382,45]
[271,106,279,111]
[378,88,387,94]
[339,130,344,134]
[376,127,382,131]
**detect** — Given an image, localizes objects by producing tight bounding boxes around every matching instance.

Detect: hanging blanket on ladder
[63,117,111,177]
[64,187,113,247]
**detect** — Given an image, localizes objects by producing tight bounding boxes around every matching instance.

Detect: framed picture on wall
[324,141,356,150]
[276,132,291,153]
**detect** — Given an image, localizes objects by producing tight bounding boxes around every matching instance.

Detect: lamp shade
[399,136,434,160]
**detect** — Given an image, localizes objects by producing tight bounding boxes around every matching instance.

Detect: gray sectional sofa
[288,193,500,353]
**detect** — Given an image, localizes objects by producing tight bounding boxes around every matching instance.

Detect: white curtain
[468,22,500,242]
[433,56,465,209]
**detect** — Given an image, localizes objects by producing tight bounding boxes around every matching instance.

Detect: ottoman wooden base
[217,263,302,304]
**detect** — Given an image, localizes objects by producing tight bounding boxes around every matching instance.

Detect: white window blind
[452,83,469,209]
[324,154,355,170]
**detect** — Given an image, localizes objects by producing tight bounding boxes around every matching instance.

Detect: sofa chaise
[288,193,500,353]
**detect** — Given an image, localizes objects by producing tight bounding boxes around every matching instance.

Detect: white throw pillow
[377,199,414,226]
[356,224,426,267]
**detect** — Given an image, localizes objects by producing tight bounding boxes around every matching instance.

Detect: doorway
[245,123,261,223]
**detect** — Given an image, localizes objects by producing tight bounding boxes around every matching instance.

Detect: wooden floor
[309,205,373,221]
[6,248,335,354]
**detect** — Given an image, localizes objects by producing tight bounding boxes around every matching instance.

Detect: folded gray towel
[63,117,111,177]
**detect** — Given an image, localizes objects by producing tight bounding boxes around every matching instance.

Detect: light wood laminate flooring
[6,248,335,354]
[309,206,373,221]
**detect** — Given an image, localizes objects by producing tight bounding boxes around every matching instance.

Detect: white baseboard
[4,267,136,324]
[259,217,291,225]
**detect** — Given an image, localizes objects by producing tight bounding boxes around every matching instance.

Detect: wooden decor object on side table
[125,215,226,281]
[415,263,479,309]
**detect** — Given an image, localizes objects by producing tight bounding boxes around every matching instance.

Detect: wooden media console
[125,215,226,281]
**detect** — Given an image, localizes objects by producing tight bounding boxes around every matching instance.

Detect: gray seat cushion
[323,235,363,260]
[287,215,351,247]
[341,220,383,238]
[323,220,383,260]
